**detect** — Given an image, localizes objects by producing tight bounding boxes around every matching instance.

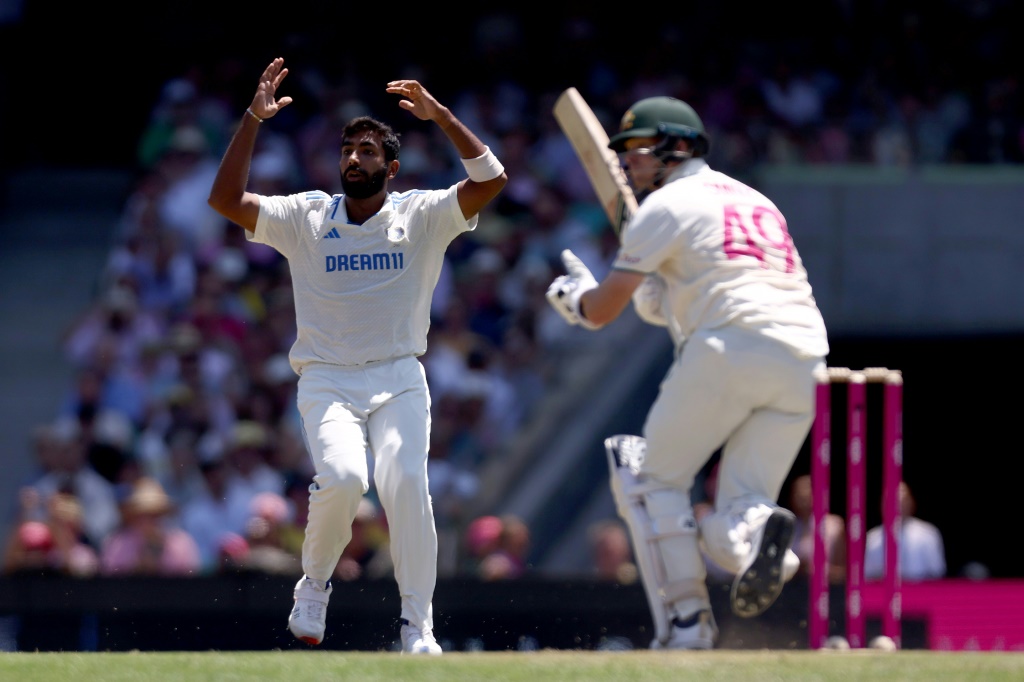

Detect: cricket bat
[553,87,639,238]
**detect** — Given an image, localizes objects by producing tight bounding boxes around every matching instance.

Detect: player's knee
[311,468,367,502]
[386,455,428,490]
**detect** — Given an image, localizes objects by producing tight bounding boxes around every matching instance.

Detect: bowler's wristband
[461,147,504,182]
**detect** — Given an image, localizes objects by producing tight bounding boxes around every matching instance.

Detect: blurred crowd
[3,4,1020,581]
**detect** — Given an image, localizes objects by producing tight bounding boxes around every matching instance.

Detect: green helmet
[607,96,709,156]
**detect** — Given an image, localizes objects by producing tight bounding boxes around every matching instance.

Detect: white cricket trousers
[642,326,825,573]
[296,356,437,630]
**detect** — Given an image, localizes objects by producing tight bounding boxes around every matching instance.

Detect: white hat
[92,409,134,450]
[168,125,208,155]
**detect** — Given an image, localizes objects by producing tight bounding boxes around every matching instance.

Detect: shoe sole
[289,623,323,646]
[730,508,796,618]
[651,640,714,651]
[289,616,323,646]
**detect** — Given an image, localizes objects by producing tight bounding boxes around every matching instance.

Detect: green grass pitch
[3,650,1024,682]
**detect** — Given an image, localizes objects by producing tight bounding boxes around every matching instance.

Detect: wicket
[808,366,903,650]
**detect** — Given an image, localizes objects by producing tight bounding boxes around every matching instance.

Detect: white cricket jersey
[614,159,829,358]
[250,186,475,372]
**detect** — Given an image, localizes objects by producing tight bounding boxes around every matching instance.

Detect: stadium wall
[3,574,1020,652]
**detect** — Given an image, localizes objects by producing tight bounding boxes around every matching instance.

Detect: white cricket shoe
[400,618,442,655]
[730,508,796,618]
[651,610,718,650]
[782,548,800,582]
[288,576,332,645]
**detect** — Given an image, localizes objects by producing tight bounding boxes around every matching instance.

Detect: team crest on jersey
[385,224,408,246]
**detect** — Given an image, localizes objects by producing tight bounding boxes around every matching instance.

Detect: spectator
[79,408,138,488]
[427,414,481,523]
[520,184,604,283]
[447,365,511,465]
[222,420,286,500]
[135,425,207,511]
[427,412,481,577]
[2,520,57,576]
[42,492,100,578]
[421,295,494,403]
[427,390,489,475]
[789,473,846,584]
[460,246,513,348]
[62,283,164,373]
[587,519,637,585]
[865,481,945,581]
[4,492,100,578]
[236,491,301,576]
[158,323,236,435]
[137,75,225,170]
[60,336,149,430]
[495,313,548,422]
[99,477,201,576]
[960,561,990,581]
[760,55,825,131]
[179,263,249,351]
[179,446,253,573]
[476,514,530,581]
[216,531,251,573]
[462,514,504,577]
[25,419,120,550]
[154,125,225,252]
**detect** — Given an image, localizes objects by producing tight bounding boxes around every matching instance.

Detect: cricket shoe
[400,618,442,655]
[782,547,800,582]
[288,576,332,645]
[650,610,717,650]
[730,507,796,618]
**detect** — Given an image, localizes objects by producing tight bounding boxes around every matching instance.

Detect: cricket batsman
[546,95,829,649]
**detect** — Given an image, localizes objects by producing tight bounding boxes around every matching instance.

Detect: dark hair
[342,116,401,163]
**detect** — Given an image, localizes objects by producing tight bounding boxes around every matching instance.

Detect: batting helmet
[607,96,710,156]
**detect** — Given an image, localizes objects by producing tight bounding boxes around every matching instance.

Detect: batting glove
[546,249,601,330]
[632,274,669,327]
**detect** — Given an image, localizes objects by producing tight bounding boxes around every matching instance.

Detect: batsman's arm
[579,269,646,328]
[208,57,293,233]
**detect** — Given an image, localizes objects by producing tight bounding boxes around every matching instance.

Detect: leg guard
[605,435,711,647]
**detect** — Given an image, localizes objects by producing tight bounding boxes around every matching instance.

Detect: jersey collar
[664,157,709,184]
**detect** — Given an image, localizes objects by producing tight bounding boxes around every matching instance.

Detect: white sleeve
[252,190,332,258]
[632,274,669,327]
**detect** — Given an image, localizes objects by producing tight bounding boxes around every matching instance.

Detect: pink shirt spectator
[100,526,201,576]
[99,477,201,576]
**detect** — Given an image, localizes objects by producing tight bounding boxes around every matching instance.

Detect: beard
[341,166,389,199]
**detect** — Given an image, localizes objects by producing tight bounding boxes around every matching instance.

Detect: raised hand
[250,57,294,120]
[386,80,443,122]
